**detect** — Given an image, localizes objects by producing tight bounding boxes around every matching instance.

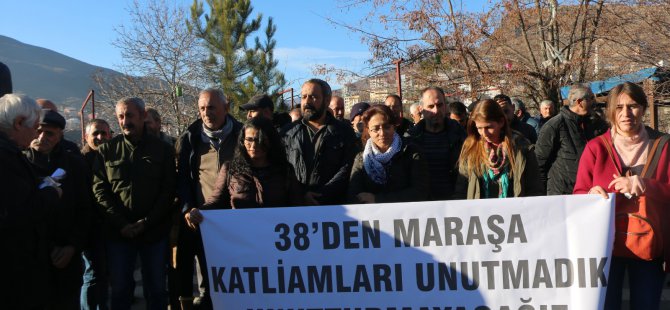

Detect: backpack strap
[599,135,622,176]
[641,135,670,178]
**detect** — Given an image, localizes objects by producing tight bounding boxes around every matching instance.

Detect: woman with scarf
[185,117,303,225]
[574,82,670,309]
[348,104,429,204]
[453,99,543,199]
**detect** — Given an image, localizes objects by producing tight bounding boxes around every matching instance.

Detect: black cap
[493,94,511,104]
[349,102,370,122]
[40,110,66,129]
[241,94,274,111]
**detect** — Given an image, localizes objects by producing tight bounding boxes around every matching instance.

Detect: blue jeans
[605,256,666,310]
[81,241,109,310]
[106,238,168,310]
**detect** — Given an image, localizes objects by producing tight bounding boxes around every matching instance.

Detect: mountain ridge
[0,34,121,109]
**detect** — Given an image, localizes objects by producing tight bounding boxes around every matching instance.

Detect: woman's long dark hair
[228,117,288,176]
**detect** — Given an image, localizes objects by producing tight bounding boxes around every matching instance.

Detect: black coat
[405,117,466,200]
[25,142,92,253]
[511,118,537,144]
[534,106,608,195]
[282,113,359,205]
[348,140,429,203]
[0,134,59,308]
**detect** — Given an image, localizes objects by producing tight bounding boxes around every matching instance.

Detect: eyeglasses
[244,137,261,145]
[368,124,395,134]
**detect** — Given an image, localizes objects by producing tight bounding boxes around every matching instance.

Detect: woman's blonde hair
[458,99,516,177]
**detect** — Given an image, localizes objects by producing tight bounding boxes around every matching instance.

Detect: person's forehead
[116,102,139,113]
[302,82,322,94]
[198,93,223,106]
[422,90,443,101]
[37,124,61,132]
[92,123,110,130]
[385,98,401,106]
[369,113,389,122]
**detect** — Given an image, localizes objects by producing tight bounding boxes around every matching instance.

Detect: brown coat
[203,162,304,209]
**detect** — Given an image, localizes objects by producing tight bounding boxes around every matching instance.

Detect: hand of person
[627,175,646,196]
[51,245,75,269]
[304,191,322,206]
[132,219,146,235]
[120,223,136,238]
[608,174,635,196]
[53,186,63,199]
[356,192,376,204]
[185,208,203,230]
[588,185,609,199]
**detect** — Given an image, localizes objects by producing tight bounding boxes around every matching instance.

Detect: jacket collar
[559,105,587,122]
[0,131,20,154]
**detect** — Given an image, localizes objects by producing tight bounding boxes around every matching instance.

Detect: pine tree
[188,0,286,116]
[251,17,286,99]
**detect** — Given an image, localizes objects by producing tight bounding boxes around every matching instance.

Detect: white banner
[200,195,614,310]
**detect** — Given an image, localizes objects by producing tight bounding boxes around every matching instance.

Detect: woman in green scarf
[453,99,544,199]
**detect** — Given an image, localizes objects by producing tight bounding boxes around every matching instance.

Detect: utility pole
[276,88,294,109]
[393,58,403,100]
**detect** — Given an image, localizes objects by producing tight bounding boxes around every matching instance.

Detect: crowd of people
[1,58,669,310]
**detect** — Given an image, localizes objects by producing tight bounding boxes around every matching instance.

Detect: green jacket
[92,133,176,242]
[454,133,545,199]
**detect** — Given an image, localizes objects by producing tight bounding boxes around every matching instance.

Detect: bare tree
[328,0,630,106]
[94,0,206,135]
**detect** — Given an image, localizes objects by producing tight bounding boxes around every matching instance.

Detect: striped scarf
[482,141,510,198]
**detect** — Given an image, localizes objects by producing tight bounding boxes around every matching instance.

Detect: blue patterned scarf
[363,133,402,184]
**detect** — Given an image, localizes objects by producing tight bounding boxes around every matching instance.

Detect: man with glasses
[534,84,608,195]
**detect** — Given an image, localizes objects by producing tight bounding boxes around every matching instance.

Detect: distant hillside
[0,35,121,109]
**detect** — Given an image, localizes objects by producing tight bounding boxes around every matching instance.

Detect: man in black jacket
[176,88,242,309]
[535,84,608,195]
[406,86,466,201]
[495,94,537,144]
[0,94,62,310]
[283,79,359,205]
[35,98,82,154]
[26,110,91,309]
[385,94,413,136]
